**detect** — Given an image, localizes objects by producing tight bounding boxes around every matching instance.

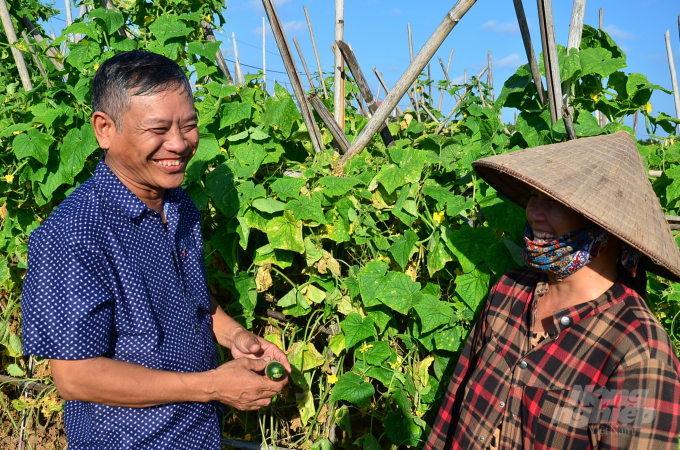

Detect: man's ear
[92,111,117,150]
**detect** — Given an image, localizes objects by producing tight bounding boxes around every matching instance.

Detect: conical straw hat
[472,130,680,282]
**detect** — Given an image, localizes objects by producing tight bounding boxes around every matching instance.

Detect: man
[21,51,289,449]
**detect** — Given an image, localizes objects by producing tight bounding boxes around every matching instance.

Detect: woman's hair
[618,258,647,300]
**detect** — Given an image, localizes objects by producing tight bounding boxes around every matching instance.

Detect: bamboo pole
[464,68,467,84]
[232,32,244,84]
[428,63,432,103]
[263,17,266,91]
[536,0,563,125]
[200,20,234,85]
[487,50,494,102]
[633,110,639,137]
[261,0,324,154]
[435,94,465,134]
[0,0,33,91]
[336,41,395,148]
[65,0,74,41]
[407,23,422,122]
[512,0,546,106]
[420,100,438,122]
[22,30,50,87]
[596,7,608,127]
[293,37,315,91]
[599,7,603,36]
[340,0,478,165]
[308,94,350,153]
[373,69,403,116]
[376,82,381,103]
[563,0,586,106]
[75,4,86,42]
[438,49,454,111]
[304,6,328,99]
[334,0,345,130]
[665,30,680,131]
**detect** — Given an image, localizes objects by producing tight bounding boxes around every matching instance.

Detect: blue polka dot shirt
[21,157,223,449]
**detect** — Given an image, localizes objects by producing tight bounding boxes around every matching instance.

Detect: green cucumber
[265,361,286,381]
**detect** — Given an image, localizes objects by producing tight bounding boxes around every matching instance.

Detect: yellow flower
[345,116,349,121]
[195,84,202,88]
[220,147,227,153]
[388,361,399,369]
[204,15,211,23]
[377,254,390,262]
[463,113,468,118]
[589,91,599,101]
[12,131,21,135]
[244,434,252,441]
[646,102,652,114]
[454,268,463,276]
[415,410,424,417]
[93,64,99,71]
[4,174,14,183]
[327,374,338,384]
[144,15,155,25]
[358,343,374,353]
[432,211,445,224]
[349,223,355,234]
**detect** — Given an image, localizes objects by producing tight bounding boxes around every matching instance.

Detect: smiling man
[20,51,290,449]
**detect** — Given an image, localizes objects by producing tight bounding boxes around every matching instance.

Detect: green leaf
[574,112,604,137]
[185,133,221,182]
[220,101,252,128]
[252,198,286,213]
[388,230,418,270]
[358,261,389,306]
[270,177,306,200]
[433,326,462,352]
[317,176,362,197]
[148,14,192,43]
[90,8,124,34]
[13,129,53,165]
[266,210,305,253]
[384,413,423,447]
[261,96,300,137]
[445,225,497,273]
[205,82,238,98]
[253,245,294,269]
[485,241,523,277]
[377,272,422,315]
[61,126,99,178]
[110,34,138,51]
[376,164,407,194]
[340,313,377,349]
[455,264,491,311]
[236,217,250,250]
[335,405,352,436]
[233,272,257,311]
[578,47,626,78]
[358,340,393,366]
[40,163,73,200]
[187,41,222,59]
[413,295,454,333]
[329,373,375,406]
[479,188,526,240]
[288,341,325,371]
[329,333,346,355]
[310,439,333,450]
[356,434,381,450]
[285,196,326,223]
[6,363,24,377]
[66,39,100,71]
[206,163,239,217]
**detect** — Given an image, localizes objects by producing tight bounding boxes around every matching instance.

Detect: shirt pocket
[529,387,599,450]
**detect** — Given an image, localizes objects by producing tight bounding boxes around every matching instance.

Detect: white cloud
[494,53,525,68]
[283,20,306,35]
[481,20,519,35]
[450,75,465,85]
[603,25,634,40]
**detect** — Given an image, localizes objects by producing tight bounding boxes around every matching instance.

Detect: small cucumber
[265,361,286,381]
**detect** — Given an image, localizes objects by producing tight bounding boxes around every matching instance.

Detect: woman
[425,131,680,449]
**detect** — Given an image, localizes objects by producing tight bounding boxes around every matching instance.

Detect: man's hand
[209,358,287,410]
[230,328,292,374]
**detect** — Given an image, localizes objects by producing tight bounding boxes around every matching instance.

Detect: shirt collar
[93,155,182,219]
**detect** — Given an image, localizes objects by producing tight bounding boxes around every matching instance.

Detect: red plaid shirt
[425,269,680,449]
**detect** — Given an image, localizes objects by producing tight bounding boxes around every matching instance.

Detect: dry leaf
[290,417,303,431]
[255,264,273,292]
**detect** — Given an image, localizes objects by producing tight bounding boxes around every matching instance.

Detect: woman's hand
[230,328,292,373]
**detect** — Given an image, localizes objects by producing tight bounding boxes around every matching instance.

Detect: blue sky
[41,0,680,139]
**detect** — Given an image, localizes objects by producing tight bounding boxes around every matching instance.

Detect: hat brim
[473,160,680,283]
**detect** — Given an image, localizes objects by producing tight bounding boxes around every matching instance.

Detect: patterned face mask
[523,223,641,280]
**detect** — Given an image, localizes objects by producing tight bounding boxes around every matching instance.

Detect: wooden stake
[599,7,603,36]
[407,23,421,122]
[376,81,381,103]
[0,0,32,91]
[293,37,315,91]
[512,0,546,106]
[200,21,234,85]
[232,32,244,84]
[428,63,432,102]
[308,94,350,153]
[22,31,50,87]
[75,4,86,42]
[261,0,324,153]
[336,41,395,148]
[340,0,478,165]
[334,0,345,131]
[420,100,438,122]
[562,0,586,107]
[536,0,563,125]
[263,17,266,91]
[304,6,328,99]
[464,68,467,84]
[373,69,403,116]
[487,50,494,101]
[438,49,454,111]
[435,95,465,134]
[65,0,74,42]
[633,110,639,137]
[665,30,680,129]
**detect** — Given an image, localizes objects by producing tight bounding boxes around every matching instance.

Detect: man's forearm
[51,357,215,408]
[210,296,246,347]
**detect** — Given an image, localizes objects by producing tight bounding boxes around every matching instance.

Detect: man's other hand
[230,329,292,374]
[209,358,287,410]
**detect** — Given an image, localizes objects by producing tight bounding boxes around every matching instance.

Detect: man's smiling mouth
[153,156,186,168]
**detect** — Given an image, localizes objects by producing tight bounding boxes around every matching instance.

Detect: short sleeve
[21,226,115,360]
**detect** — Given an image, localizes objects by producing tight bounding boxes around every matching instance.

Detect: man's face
[99,86,199,193]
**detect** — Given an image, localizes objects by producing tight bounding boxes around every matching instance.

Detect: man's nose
[526,201,547,222]
[164,127,189,152]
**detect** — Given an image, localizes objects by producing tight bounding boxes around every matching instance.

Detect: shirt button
[500,402,505,407]
[560,316,571,326]
[479,436,485,442]
[195,325,200,332]
[519,360,528,369]
[512,413,516,419]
